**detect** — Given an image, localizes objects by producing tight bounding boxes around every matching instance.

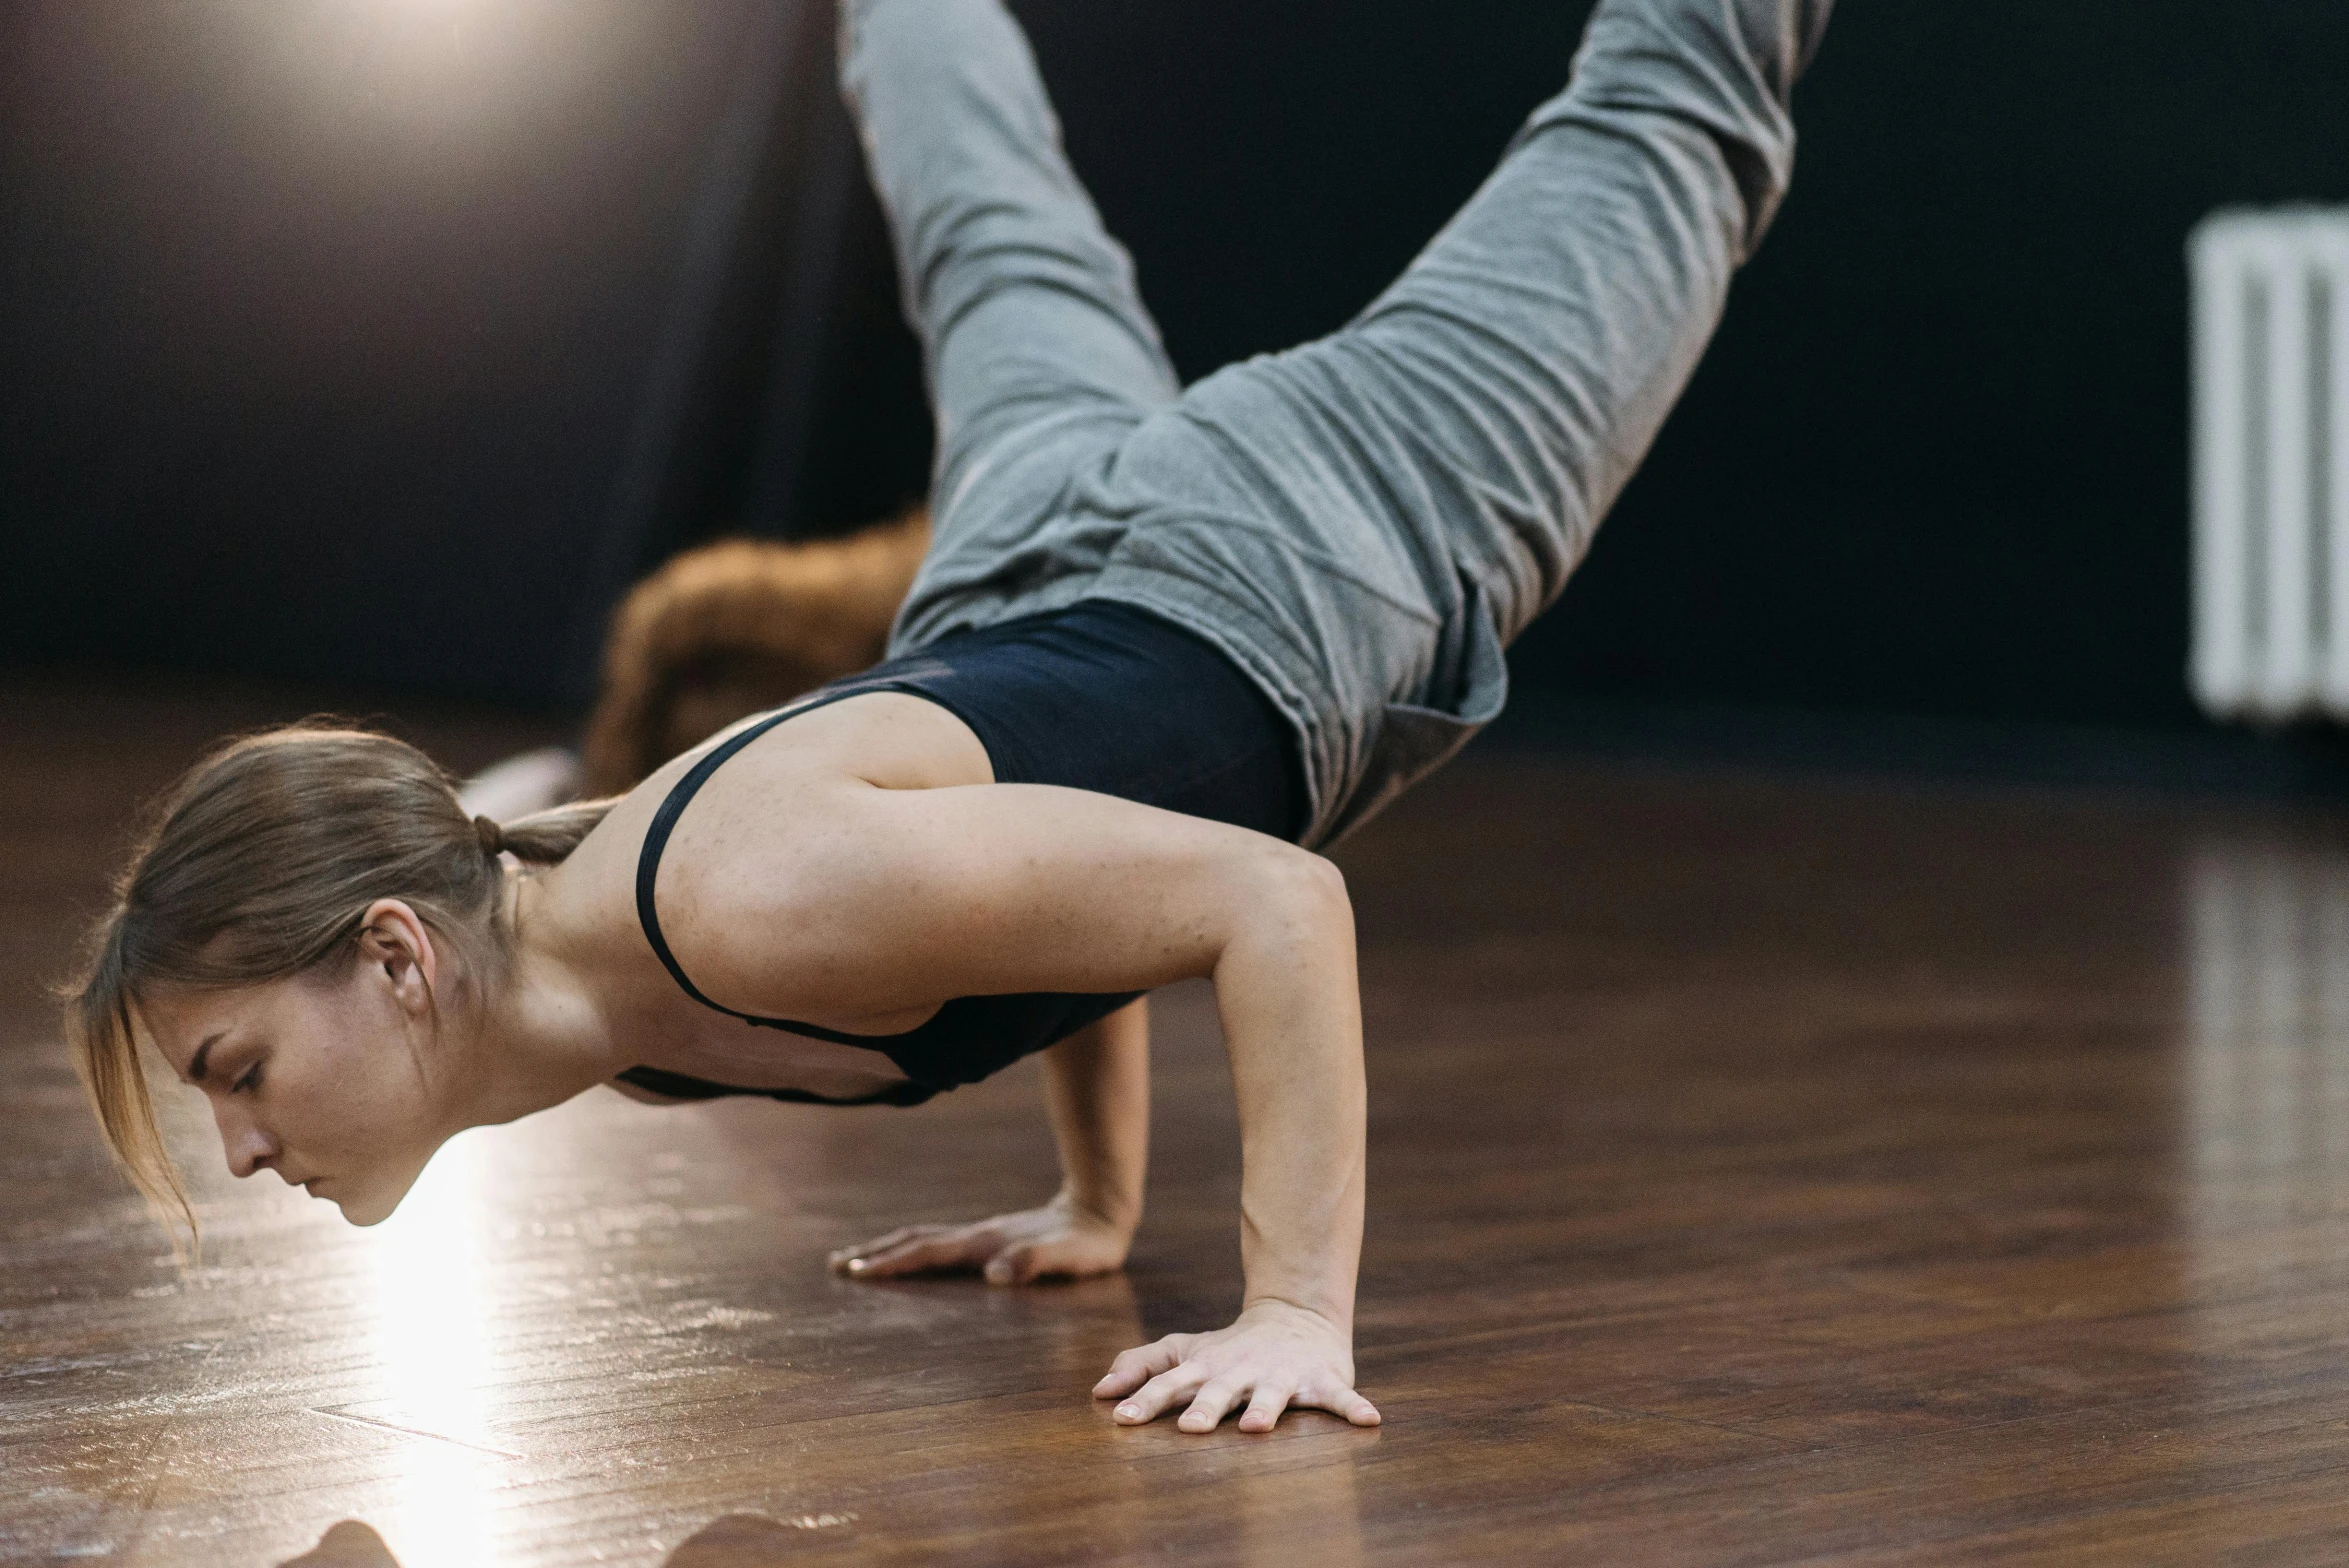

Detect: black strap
[614,1064,935,1109]
[624,694,943,1107]
[632,692,891,1046]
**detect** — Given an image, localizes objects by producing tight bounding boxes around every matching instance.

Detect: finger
[827,1225,941,1271]
[1235,1382,1294,1434]
[853,1233,981,1277]
[985,1237,1110,1286]
[1095,1338,1187,1398]
[1111,1360,1209,1424]
[1094,1337,1188,1400]
[1177,1376,1248,1434]
[846,1231,987,1279]
[837,1224,937,1259]
[984,1243,1042,1286]
[1299,1377,1382,1428]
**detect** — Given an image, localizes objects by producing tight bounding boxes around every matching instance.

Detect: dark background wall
[5,1,2349,728]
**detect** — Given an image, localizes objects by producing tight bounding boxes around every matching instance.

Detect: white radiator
[2191,208,2349,719]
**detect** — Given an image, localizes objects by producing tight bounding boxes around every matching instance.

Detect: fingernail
[846,1258,868,1273]
[1116,1403,1139,1419]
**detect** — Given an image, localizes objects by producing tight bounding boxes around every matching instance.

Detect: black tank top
[620,599,1304,1108]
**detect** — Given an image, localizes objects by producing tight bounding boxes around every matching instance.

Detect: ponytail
[496,797,620,864]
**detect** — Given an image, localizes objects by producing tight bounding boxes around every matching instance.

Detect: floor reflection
[1238,1451,1365,1568]
[280,1476,1364,1568]
[2184,839,2349,1221]
[354,1131,510,1567]
[663,1513,854,1564]
[279,1520,402,1567]
[283,1512,856,1568]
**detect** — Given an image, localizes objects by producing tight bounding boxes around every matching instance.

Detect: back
[617,599,1305,1098]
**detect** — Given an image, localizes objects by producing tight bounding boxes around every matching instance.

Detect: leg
[1084,0,1836,843]
[838,0,1178,559]
[1337,0,1836,644]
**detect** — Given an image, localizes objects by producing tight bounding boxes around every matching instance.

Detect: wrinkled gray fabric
[839,0,1834,846]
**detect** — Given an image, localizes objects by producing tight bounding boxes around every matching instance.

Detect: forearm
[1213,861,1366,1330]
[1042,997,1150,1232]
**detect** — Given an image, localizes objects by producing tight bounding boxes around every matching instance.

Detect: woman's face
[139,903,457,1226]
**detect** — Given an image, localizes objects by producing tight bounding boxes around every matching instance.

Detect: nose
[212,1099,280,1180]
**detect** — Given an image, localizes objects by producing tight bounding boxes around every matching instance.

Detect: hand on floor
[1094,1299,1380,1433]
[828,1191,1133,1284]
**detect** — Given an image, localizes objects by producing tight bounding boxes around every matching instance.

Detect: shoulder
[646,779,958,1026]
[578,691,989,884]
[646,693,985,892]
[616,697,990,1018]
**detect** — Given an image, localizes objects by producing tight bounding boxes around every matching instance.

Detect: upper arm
[665,779,1337,1018]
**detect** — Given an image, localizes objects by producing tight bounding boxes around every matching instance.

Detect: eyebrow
[187,1031,225,1085]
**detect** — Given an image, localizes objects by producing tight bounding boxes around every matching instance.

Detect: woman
[68,0,1832,1434]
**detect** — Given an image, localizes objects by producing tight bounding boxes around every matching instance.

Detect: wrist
[1051,1183,1141,1236]
[1239,1292,1354,1338]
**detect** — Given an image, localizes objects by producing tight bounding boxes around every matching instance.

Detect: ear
[354,899,441,1016]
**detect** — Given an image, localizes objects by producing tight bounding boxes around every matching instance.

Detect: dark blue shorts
[839,598,1306,845]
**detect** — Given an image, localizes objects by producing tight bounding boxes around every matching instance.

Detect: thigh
[892,395,1140,653]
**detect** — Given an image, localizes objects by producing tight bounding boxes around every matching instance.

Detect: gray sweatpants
[840,0,1834,847]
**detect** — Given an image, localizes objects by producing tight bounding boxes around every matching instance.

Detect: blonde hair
[59,721,613,1247]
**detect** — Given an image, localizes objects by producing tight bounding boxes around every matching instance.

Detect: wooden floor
[6,670,2349,1565]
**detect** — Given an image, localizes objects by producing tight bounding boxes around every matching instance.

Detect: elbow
[1249,847,1354,944]
[1296,850,1352,918]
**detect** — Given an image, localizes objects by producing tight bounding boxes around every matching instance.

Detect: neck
[458,864,632,1128]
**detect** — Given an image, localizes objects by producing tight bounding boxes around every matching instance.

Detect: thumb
[984,1242,1041,1285]
[987,1233,1121,1285]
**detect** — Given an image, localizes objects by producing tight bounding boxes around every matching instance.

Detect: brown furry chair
[578,507,931,794]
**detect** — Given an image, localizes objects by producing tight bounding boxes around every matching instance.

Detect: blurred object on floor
[579,507,929,794]
[455,747,584,823]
